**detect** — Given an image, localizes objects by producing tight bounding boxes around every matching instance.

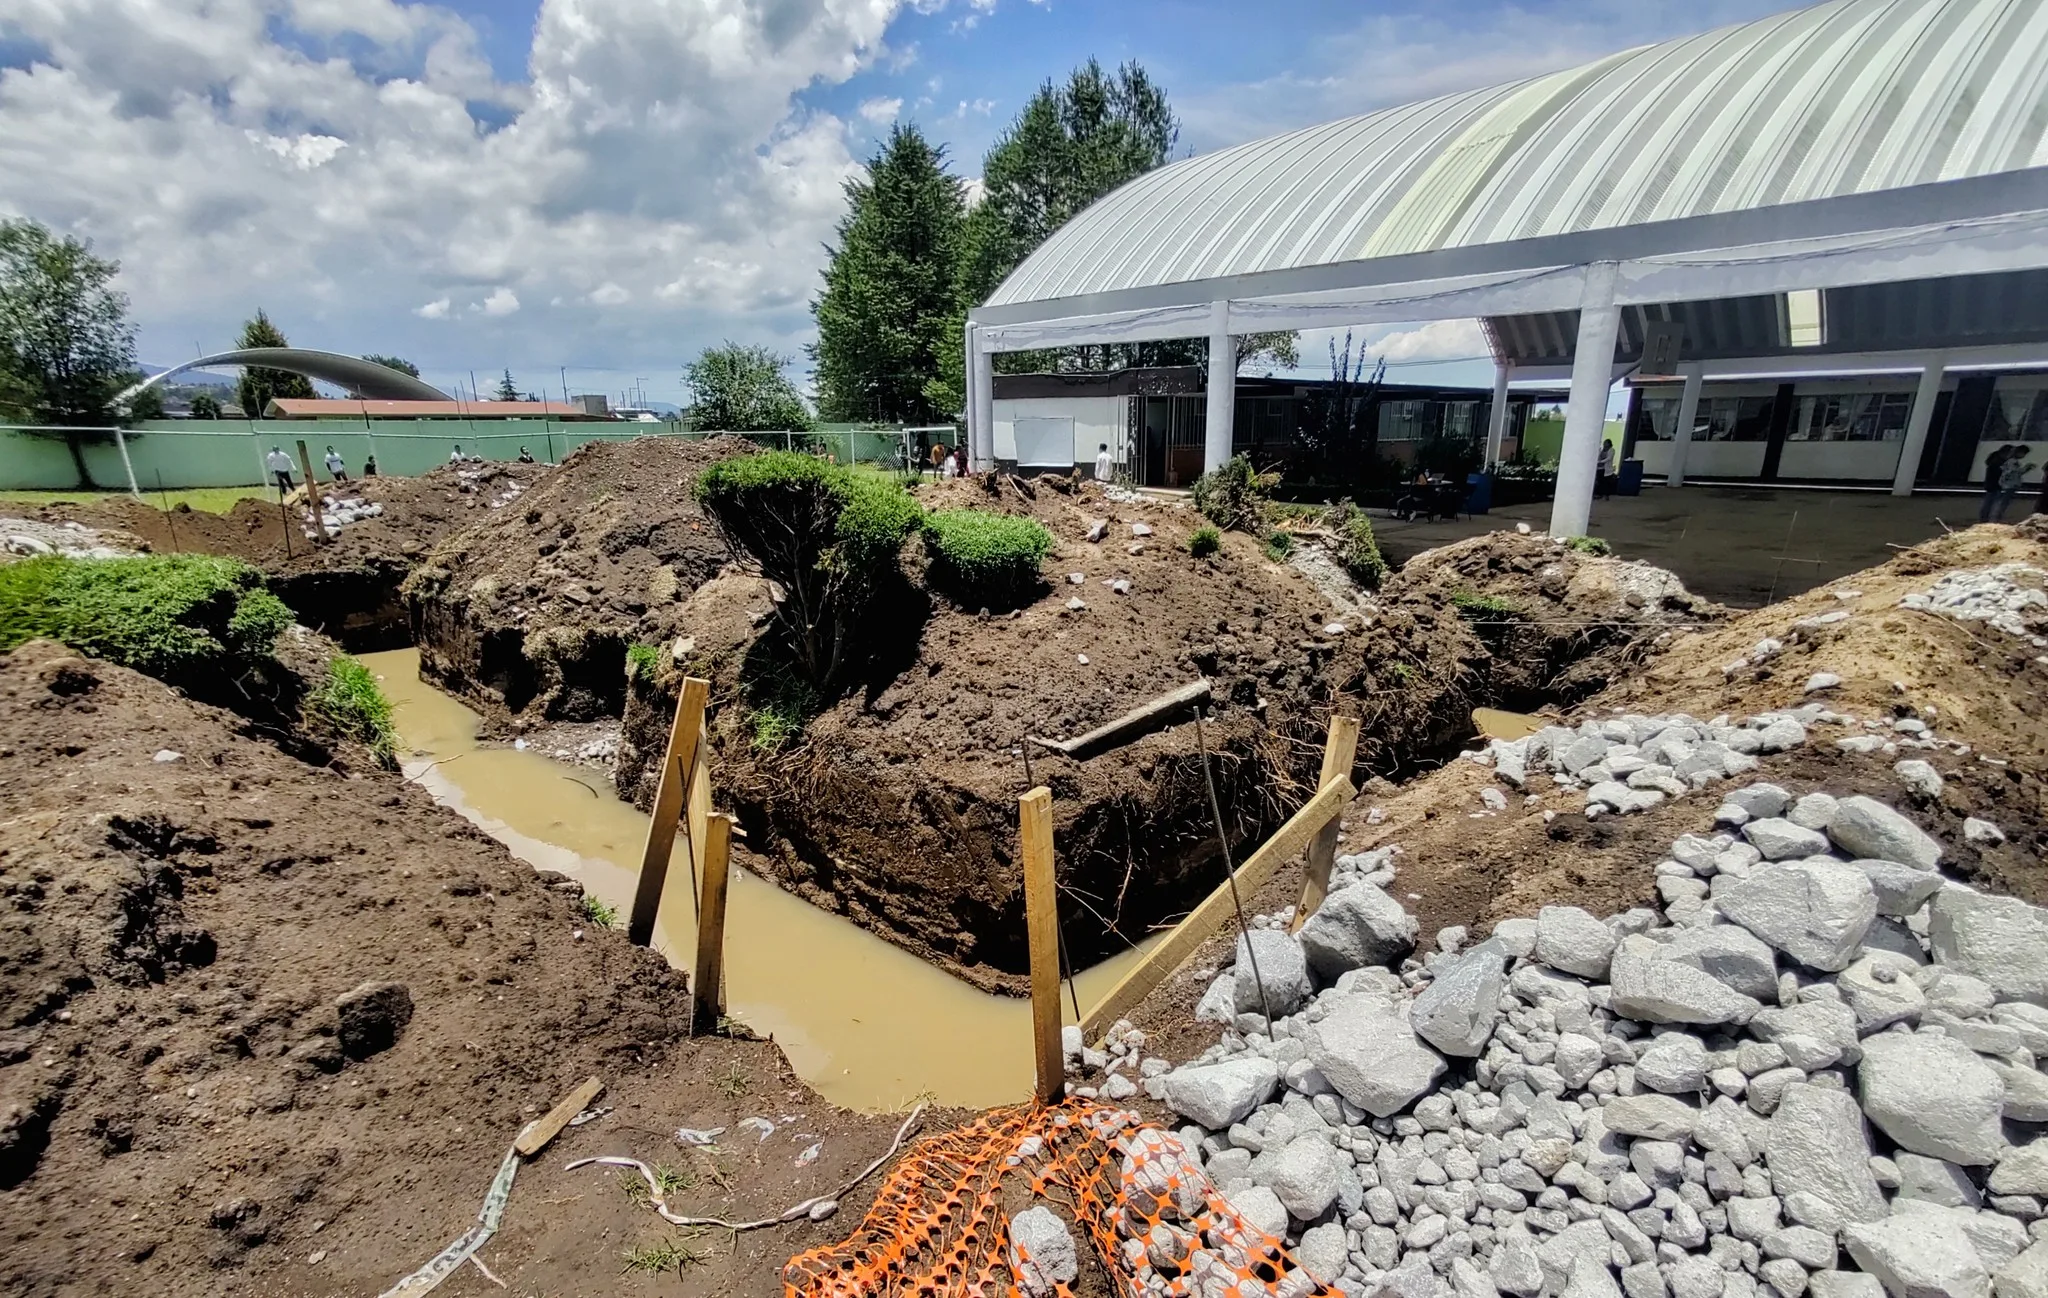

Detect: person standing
[1595,438,1615,500]
[1992,447,2031,522]
[953,444,968,479]
[517,446,535,464]
[1094,442,1113,482]
[264,445,295,499]
[1980,444,2015,522]
[450,444,465,463]
[323,445,350,485]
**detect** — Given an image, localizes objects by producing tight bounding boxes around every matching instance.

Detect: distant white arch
[119,348,451,408]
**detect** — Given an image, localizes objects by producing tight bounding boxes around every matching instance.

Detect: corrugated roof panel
[988,0,2048,310]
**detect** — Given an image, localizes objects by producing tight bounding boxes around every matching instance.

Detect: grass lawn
[0,486,270,514]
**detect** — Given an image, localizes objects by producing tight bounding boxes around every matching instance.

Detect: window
[1981,381,2048,443]
[1695,396,1775,441]
[1786,290,1825,348]
[1378,400,1430,442]
[1233,396,1294,448]
[1637,393,1682,441]
[1788,392,1913,442]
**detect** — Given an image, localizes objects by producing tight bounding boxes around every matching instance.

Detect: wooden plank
[1077,774,1354,1043]
[293,440,325,539]
[627,677,710,947]
[1019,787,1063,1104]
[514,1075,604,1157]
[690,814,734,1035]
[1291,715,1363,932]
[1027,678,1209,757]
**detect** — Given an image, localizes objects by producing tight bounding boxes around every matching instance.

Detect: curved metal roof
[119,348,451,407]
[988,0,2048,311]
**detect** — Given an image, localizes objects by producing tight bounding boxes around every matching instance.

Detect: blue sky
[0,0,1789,406]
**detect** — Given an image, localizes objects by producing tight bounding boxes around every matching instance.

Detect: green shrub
[1262,529,1295,561]
[1187,525,1221,558]
[695,451,921,685]
[626,641,660,683]
[1450,588,1522,618]
[581,894,619,928]
[747,676,820,753]
[1565,535,1612,556]
[312,654,397,766]
[0,554,291,676]
[1329,503,1387,589]
[1192,455,1277,533]
[921,509,1052,606]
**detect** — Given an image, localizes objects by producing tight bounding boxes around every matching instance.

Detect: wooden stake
[1292,715,1362,931]
[1027,678,1209,757]
[293,440,325,540]
[1019,786,1063,1104]
[1077,774,1354,1043]
[627,676,710,947]
[690,814,734,1035]
[514,1075,603,1157]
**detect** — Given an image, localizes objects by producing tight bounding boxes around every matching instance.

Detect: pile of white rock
[2,518,133,560]
[1138,786,2048,1298]
[1900,565,2047,644]
[302,495,385,539]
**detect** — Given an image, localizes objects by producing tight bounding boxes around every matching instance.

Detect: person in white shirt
[1595,439,1615,500]
[1094,442,1113,482]
[940,447,957,479]
[323,445,349,485]
[263,446,295,498]
[450,444,464,463]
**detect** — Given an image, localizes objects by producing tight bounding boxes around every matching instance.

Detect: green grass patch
[922,509,1052,606]
[1386,660,1415,684]
[620,1234,706,1276]
[311,655,396,766]
[747,675,821,753]
[1329,503,1387,589]
[1262,529,1295,561]
[1565,535,1612,556]
[625,641,660,684]
[1187,525,1221,558]
[1450,588,1523,618]
[581,894,619,928]
[0,553,291,676]
[0,486,269,514]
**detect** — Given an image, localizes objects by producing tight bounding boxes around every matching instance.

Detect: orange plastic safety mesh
[784,1099,1331,1297]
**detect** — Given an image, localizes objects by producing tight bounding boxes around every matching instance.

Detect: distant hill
[143,364,238,391]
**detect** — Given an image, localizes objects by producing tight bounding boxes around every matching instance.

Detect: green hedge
[0,554,291,675]
[922,509,1052,606]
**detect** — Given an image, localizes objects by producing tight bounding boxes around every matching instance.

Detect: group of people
[909,430,968,479]
[1980,443,2044,522]
[264,444,380,498]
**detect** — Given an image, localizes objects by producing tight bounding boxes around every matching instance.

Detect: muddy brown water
[364,649,1158,1113]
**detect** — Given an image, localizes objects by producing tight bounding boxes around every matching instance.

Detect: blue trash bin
[1463,471,1493,515]
[1618,459,1644,496]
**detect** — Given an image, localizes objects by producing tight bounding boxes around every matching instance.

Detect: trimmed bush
[1329,503,1387,589]
[1262,529,1295,561]
[695,451,922,685]
[0,554,291,676]
[922,509,1052,606]
[1187,525,1221,558]
[1192,455,1277,533]
[312,654,397,767]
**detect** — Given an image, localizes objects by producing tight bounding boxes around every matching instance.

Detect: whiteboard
[1013,416,1074,468]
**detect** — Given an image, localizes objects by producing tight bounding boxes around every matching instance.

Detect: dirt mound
[406,435,755,723]
[0,638,905,1298]
[612,478,1720,993]
[1121,519,2048,1065]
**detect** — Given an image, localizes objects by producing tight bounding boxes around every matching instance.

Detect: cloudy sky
[0,0,1792,405]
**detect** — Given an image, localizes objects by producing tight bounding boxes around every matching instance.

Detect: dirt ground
[0,638,913,1298]
[1124,517,2048,1065]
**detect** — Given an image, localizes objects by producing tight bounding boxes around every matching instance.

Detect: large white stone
[1298,881,1418,981]
[1744,818,1833,861]
[1996,1243,2048,1298]
[1859,1032,2007,1166]
[1890,1203,2030,1272]
[1536,906,1618,978]
[1928,888,2048,1007]
[1854,859,1945,919]
[1764,1083,1887,1228]
[1659,925,1781,1000]
[1715,860,1877,972]
[1634,1033,1708,1093]
[1601,1094,1699,1141]
[1844,1215,1990,1298]
[1562,1252,1623,1298]
[1895,1153,1982,1208]
[1233,929,1313,1016]
[1258,1135,1343,1220]
[1836,952,1926,1031]
[1222,1183,1289,1239]
[1412,941,1510,1057]
[1307,997,1446,1117]
[1010,1205,1079,1295]
[1296,1222,1348,1286]
[1827,796,1942,871]
[1159,1057,1281,1131]
[1988,1142,2048,1197]
[1609,936,1762,1025]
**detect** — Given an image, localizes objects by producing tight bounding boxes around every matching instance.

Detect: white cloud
[588,282,630,306]
[858,95,903,124]
[0,0,903,398]
[1373,318,1488,364]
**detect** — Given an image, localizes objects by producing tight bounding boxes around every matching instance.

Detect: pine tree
[236,309,314,417]
[811,124,967,423]
[493,369,520,402]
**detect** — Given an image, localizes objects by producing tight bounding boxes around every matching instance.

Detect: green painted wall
[1517,417,1622,468]
[1,421,916,491]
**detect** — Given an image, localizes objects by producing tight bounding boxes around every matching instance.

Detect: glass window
[1637,395,1680,441]
[1696,396,1775,441]
[1982,382,2048,442]
[1786,290,1824,348]
[1788,392,1913,442]
[1378,400,1429,442]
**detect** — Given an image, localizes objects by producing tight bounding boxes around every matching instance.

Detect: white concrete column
[1549,262,1622,538]
[1483,361,1513,466]
[1667,364,1704,488]
[969,325,995,472]
[1891,355,1947,497]
[112,426,140,497]
[1203,300,1235,473]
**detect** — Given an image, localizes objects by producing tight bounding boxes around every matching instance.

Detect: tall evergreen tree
[236,309,314,417]
[811,124,967,423]
[493,368,520,402]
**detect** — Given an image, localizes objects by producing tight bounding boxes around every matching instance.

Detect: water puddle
[363,649,1157,1113]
